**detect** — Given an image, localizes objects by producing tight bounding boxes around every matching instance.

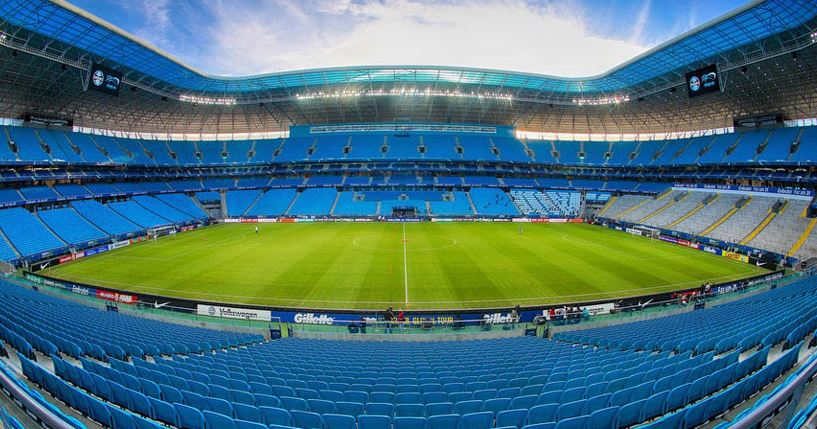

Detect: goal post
[147,225,177,241]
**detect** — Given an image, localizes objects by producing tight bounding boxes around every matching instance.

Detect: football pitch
[41,222,764,310]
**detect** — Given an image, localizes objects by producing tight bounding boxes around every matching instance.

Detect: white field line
[403,223,409,304]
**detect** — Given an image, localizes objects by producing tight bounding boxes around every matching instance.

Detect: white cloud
[195,0,652,78]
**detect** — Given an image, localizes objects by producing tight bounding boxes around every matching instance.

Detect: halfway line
[402,223,409,304]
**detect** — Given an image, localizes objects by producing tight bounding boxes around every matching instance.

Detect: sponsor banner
[492,218,511,222]
[198,304,272,321]
[580,302,615,316]
[224,218,241,223]
[59,254,74,264]
[96,290,138,305]
[275,310,541,325]
[701,246,722,256]
[673,183,813,199]
[530,218,549,223]
[240,218,258,223]
[109,240,131,250]
[723,251,750,263]
[568,218,584,223]
[626,228,643,236]
[84,245,108,257]
[71,285,95,296]
[549,218,568,223]
[279,218,297,223]
[258,218,278,223]
[512,218,531,223]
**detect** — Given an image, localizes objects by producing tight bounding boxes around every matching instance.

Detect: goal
[147,225,177,241]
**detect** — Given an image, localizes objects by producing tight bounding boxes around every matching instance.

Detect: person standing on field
[255,225,258,235]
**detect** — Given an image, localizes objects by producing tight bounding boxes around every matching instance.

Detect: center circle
[352,234,458,252]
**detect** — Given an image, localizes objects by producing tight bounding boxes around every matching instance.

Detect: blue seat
[260,407,292,426]
[323,413,356,429]
[110,406,138,429]
[510,395,537,410]
[174,403,205,429]
[554,415,589,429]
[556,400,585,420]
[394,416,427,429]
[396,404,424,417]
[521,424,555,429]
[496,409,527,428]
[527,404,557,424]
[256,394,282,408]
[483,398,511,414]
[396,393,423,404]
[206,397,234,417]
[666,384,690,412]
[359,415,391,429]
[235,419,268,429]
[291,410,322,429]
[618,399,646,427]
[428,414,459,429]
[642,391,668,421]
[425,402,454,417]
[683,399,711,428]
[454,400,482,415]
[582,393,611,415]
[586,406,618,429]
[148,397,177,426]
[336,402,364,418]
[367,402,394,417]
[88,397,112,427]
[281,396,309,412]
[203,410,237,429]
[459,411,493,429]
[128,389,152,417]
[308,399,336,414]
[234,403,262,423]
[639,409,685,429]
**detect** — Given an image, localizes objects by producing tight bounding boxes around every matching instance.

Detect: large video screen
[88,63,122,97]
[686,64,720,98]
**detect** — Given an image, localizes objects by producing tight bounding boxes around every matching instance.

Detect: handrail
[730,348,817,429]
[0,362,78,429]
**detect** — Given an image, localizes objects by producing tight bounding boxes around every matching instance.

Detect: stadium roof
[1,0,817,135]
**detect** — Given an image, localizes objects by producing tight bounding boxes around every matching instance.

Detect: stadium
[1,0,817,428]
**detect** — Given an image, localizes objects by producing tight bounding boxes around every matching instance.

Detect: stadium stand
[246,188,298,216]
[108,201,172,228]
[37,207,107,246]
[0,276,814,429]
[470,188,519,216]
[288,188,338,216]
[0,207,65,257]
[226,190,263,217]
[71,200,143,236]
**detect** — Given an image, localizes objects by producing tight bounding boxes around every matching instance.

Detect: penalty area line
[403,223,409,304]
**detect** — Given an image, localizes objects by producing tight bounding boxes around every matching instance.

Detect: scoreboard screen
[88,63,122,96]
[686,64,720,98]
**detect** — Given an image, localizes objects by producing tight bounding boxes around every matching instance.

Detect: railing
[0,361,76,429]
[730,349,817,429]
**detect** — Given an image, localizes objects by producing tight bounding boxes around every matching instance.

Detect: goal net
[147,225,177,241]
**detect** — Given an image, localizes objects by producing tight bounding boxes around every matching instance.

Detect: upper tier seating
[0,207,65,257]
[333,192,379,216]
[2,125,817,166]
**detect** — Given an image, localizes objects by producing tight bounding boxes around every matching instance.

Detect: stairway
[638,192,688,224]
[741,200,788,245]
[596,195,618,217]
[701,196,750,236]
[667,194,717,229]
[787,218,817,257]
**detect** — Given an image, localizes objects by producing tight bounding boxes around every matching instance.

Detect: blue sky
[67,0,750,77]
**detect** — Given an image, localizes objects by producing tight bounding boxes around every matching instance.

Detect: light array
[572,95,630,106]
[178,94,237,106]
[295,88,513,102]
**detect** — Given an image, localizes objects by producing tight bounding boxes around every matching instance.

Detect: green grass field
[41,222,764,310]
